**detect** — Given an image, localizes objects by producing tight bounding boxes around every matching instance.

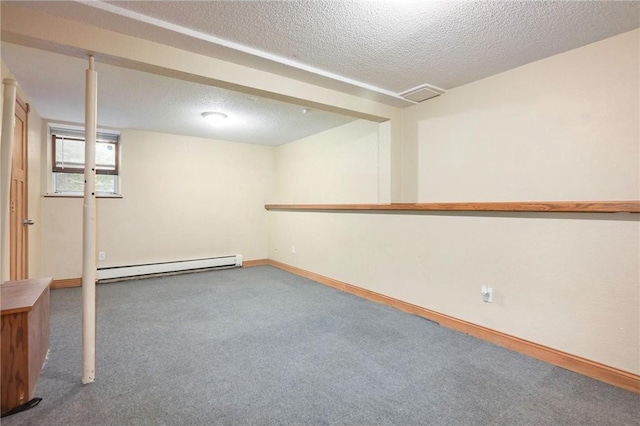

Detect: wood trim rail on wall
[265,200,640,213]
[268,259,640,394]
[51,278,82,289]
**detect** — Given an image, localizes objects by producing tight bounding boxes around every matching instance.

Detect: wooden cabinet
[1,277,52,415]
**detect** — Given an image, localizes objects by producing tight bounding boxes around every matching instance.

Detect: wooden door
[9,99,28,281]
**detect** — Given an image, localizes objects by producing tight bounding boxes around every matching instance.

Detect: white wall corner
[377,121,392,204]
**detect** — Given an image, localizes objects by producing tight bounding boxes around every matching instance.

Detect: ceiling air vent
[399,84,444,103]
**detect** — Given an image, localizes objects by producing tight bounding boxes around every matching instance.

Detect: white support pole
[0,79,18,284]
[82,56,97,384]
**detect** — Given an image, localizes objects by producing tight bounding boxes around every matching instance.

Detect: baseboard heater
[96,255,243,281]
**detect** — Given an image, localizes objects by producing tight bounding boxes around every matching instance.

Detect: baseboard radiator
[96,255,243,281]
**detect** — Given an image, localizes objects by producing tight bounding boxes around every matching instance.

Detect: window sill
[44,193,123,199]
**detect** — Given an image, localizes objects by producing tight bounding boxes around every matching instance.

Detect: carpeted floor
[3,266,639,425]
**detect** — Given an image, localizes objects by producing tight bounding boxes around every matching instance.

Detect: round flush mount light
[202,111,228,124]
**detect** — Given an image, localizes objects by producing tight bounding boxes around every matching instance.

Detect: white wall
[41,129,275,279]
[409,29,639,202]
[274,120,381,204]
[269,30,640,374]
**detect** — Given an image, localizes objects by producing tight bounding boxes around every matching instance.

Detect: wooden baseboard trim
[51,278,82,289]
[243,259,269,267]
[267,259,640,394]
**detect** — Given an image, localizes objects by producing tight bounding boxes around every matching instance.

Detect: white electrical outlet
[481,285,493,303]
[98,251,106,261]
[291,245,296,254]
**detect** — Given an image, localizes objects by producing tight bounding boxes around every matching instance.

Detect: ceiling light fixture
[201,111,228,124]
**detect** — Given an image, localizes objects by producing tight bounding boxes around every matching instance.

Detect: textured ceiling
[20,1,640,96]
[1,43,355,145]
[1,1,638,145]
[108,0,640,94]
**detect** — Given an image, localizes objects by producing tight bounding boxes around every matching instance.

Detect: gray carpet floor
[3,266,639,425]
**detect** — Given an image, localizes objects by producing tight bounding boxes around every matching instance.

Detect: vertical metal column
[0,79,18,284]
[82,56,97,384]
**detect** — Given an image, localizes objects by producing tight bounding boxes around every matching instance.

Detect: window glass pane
[54,172,84,193]
[55,138,85,169]
[55,138,116,171]
[96,175,117,193]
[96,141,116,171]
[54,173,117,194]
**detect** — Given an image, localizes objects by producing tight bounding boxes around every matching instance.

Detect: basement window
[51,126,120,195]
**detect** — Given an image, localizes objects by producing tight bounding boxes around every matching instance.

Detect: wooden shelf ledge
[265,201,640,214]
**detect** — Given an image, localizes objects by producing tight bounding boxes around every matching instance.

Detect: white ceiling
[1,1,639,145]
